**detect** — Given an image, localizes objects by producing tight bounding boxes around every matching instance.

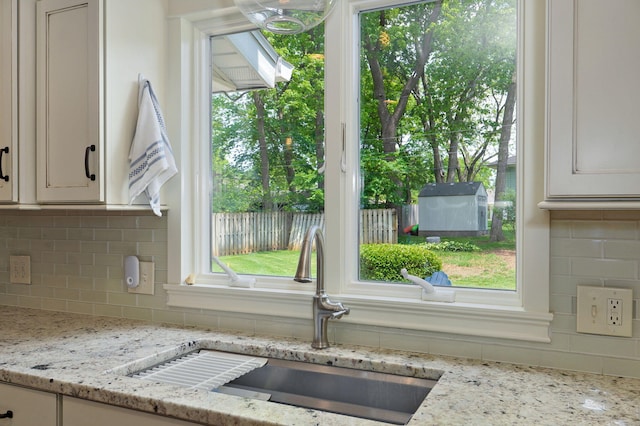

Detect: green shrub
[425,240,480,252]
[360,243,442,282]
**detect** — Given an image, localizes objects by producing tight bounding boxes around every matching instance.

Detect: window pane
[358,0,517,290]
[210,28,325,278]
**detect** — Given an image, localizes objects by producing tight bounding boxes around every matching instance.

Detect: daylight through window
[209,0,517,292]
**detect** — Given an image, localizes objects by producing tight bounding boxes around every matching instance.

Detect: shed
[418,182,488,236]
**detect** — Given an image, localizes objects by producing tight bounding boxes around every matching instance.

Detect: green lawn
[214,250,316,278]
[215,229,516,290]
[399,229,516,290]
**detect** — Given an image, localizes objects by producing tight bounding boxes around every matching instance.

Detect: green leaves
[360,243,442,282]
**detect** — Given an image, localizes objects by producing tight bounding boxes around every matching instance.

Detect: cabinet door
[546,0,640,198]
[0,382,58,425]
[0,0,17,202]
[63,397,200,426]
[36,0,102,203]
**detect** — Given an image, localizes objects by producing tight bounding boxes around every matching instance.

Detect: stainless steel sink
[128,349,438,425]
[217,357,437,425]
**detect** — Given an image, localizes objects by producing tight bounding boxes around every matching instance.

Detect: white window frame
[165,0,552,342]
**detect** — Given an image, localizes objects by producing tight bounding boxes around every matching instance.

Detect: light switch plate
[577,286,632,337]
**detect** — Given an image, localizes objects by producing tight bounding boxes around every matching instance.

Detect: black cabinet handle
[84,144,96,181]
[0,410,13,419]
[0,147,9,182]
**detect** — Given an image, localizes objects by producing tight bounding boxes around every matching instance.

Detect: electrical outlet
[128,261,154,295]
[10,256,31,284]
[577,286,632,337]
[607,298,622,326]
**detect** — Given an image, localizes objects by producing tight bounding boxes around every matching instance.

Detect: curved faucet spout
[294,225,324,296]
[293,225,350,349]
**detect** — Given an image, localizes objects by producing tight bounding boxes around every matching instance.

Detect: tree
[490,75,516,242]
[212,0,518,227]
[211,27,327,213]
[358,0,516,216]
[360,1,443,206]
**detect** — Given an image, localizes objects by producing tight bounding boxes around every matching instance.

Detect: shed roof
[418,182,485,197]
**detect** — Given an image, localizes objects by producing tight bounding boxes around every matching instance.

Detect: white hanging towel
[129,74,177,216]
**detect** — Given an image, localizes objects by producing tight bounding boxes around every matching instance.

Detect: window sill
[164,284,553,343]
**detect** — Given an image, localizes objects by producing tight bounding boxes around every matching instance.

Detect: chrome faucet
[294,225,350,349]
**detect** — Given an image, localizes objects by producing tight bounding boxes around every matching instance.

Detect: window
[166,0,552,342]
[210,0,517,291]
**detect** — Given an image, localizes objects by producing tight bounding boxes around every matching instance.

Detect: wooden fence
[212,209,396,256]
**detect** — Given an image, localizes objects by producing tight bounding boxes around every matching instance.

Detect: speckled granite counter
[1,307,638,425]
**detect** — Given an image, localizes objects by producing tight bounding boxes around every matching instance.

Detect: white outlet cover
[576,286,633,337]
[10,255,31,284]
[128,261,154,295]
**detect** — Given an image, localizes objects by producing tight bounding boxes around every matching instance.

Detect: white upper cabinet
[545,0,640,202]
[0,0,18,202]
[36,0,102,202]
[35,0,168,207]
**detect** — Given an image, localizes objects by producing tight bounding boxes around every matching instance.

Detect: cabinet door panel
[36,0,102,202]
[63,397,199,426]
[0,382,58,425]
[546,0,640,198]
[0,0,17,202]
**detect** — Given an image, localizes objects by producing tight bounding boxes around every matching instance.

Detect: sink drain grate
[131,350,267,391]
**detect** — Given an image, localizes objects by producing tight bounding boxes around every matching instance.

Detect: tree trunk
[490,77,516,242]
[363,1,443,198]
[253,91,273,211]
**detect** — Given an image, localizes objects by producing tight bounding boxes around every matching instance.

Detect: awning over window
[211,30,294,93]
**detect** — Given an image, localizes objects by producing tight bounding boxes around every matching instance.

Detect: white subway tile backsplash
[430,338,483,359]
[550,238,602,258]
[19,228,43,240]
[107,216,139,229]
[42,228,67,240]
[1,211,640,378]
[550,313,577,333]
[218,314,255,333]
[122,306,153,321]
[571,258,637,280]
[19,296,42,310]
[570,333,637,358]
[41,298,67,312]
[94,229,124,242]
[549,257,571,275]
[184,312,219,329]
[572,221,637,240]
[334,323,381,348]
[602,357,640,378]
[604,241,640,260]
[94,303,124,318]
[67,228,95,241]
[549,293,574,314]
[151,308,184,325]
[254,319,299,338]
[379,329,430,353]
[539,350,603,374]
[66,301,94,315]
[481,344,542,366]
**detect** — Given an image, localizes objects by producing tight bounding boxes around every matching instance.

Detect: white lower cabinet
[63,397,201,426]
[0,382,58,425]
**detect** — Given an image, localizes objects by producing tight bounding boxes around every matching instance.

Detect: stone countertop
[0,307,638,425]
